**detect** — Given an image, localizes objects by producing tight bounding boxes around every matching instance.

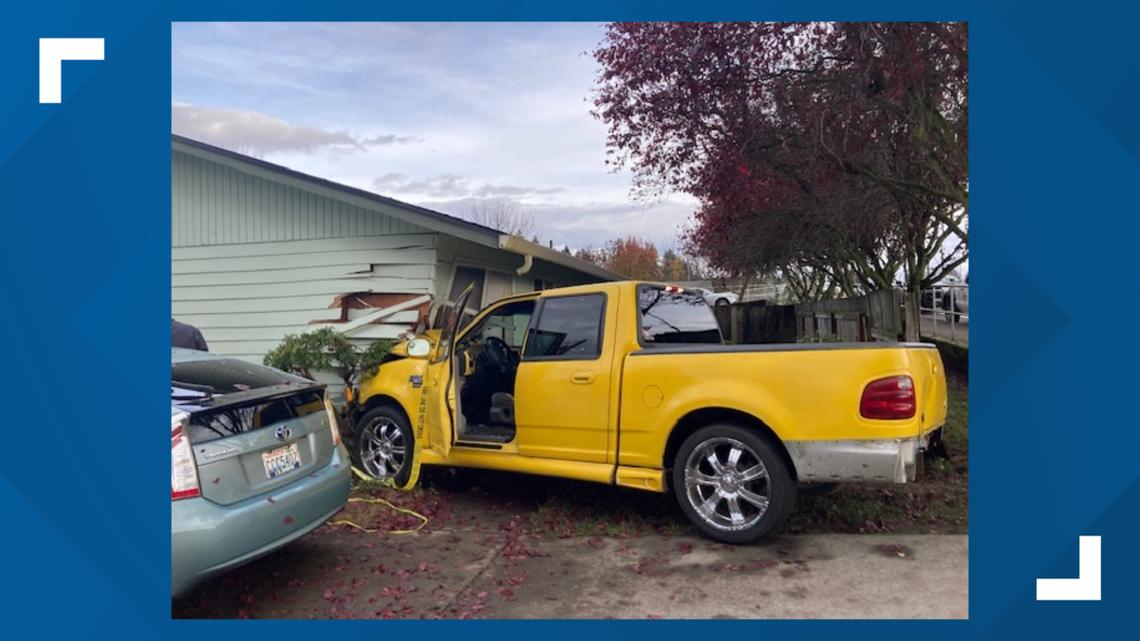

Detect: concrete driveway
[174,477,968,619]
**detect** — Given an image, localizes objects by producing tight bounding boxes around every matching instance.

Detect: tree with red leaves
[602,236,662,280]
[594,22,968,320]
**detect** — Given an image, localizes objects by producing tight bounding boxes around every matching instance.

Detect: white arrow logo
[1036,535,1101,601]
[39,38,104,104]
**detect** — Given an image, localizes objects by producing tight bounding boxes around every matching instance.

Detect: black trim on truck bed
[629,342,937,356]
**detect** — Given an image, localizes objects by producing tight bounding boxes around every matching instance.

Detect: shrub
[264,327,391,385]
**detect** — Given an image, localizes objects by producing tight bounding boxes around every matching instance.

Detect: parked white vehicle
[690,287,739,307]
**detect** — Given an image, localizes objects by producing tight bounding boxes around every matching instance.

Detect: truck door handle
[570,371,595,384]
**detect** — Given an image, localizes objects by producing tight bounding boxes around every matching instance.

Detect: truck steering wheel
[479,336,512,375]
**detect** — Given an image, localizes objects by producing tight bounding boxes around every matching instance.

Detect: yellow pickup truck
[344,281,948,543]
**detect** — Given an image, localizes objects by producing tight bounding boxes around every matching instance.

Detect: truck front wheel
[353,405,414,487]
[672,425,796,544]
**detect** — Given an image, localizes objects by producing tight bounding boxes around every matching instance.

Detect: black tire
[351,405,414,487]
[715,297,731,307]
[672,424,796,544]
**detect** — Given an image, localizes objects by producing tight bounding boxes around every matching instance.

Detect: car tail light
[324,391,342,446]
[860,376,916,419]
[171,411,200,500]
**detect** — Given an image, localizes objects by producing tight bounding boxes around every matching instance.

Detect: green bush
[264,327,391,385]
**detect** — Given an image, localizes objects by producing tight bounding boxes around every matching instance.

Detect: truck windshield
[638,285,724,345]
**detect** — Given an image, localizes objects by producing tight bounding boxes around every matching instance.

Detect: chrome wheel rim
[360,416,406,479]
[683,437,770,531]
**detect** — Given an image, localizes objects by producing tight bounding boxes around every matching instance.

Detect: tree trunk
[903,276,921,342]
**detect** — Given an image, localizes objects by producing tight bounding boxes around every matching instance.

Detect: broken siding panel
[195,322,414,342]
[341,324,415,340]
[171,236,437,361]
[171,233,437,260]
[177,310,345,329]
[174,235,437,363]
[172,263,434,288]
[172,247,436,274]
[176,309,420,331]
[174,278,430,301]
[172,150,433,247]
[172,294,338,315]
[345,309,420,323]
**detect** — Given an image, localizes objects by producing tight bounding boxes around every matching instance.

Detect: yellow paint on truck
[352,281,948,542]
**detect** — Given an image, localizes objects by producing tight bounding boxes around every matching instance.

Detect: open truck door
[417,284,475,464]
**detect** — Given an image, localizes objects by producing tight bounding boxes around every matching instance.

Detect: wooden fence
[712,301,797,344]
[714,289,904,344]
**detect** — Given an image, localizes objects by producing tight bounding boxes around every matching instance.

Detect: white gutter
[497,234,625,282]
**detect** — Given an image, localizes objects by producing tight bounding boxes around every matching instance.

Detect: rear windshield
[183,390,326,444]
[172,358,323,444]
[638,285,724,346]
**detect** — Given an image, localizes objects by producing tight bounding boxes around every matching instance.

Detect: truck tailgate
[907,346,949,435]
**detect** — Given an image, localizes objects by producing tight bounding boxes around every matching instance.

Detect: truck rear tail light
[324,391,342,446]
[860,376,916,419]
[171,411,201,500]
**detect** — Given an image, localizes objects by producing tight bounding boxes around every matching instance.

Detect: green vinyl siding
[173,150,429,246]
[172,150,438,363]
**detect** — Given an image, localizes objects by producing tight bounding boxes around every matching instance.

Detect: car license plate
[261,443,302,479]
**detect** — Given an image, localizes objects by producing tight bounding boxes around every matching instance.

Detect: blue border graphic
[1,1,1137,639]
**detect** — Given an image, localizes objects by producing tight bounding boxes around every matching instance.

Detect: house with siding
[172,134,620,369]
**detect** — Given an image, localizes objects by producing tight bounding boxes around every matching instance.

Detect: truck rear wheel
[672,424,796,544]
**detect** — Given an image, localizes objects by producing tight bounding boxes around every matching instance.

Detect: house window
[533,278,557,291]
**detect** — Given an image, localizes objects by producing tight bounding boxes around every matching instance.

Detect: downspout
[500,234,534,275]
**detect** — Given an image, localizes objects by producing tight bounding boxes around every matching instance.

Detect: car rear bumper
[785,428,942,484]
[172,443,351,596]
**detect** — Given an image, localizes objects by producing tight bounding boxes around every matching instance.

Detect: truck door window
[523,294,605,360]
[464,300,535,350]
[638,285,724,345]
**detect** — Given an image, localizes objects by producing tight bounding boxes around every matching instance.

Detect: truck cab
[345,281,947,543]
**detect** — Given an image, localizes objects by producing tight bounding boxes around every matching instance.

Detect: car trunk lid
[182,385,335,506]
[173,356,337,506]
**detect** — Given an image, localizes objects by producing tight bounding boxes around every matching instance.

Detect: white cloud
[371,172,566,200]
[371,173,471,199]
[171,23,701,251]
[172,103,413,156]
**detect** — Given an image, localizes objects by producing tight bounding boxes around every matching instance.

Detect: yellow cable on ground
[328,466,429,535]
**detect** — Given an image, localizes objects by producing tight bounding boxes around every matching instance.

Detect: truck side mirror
[406,338,432,358]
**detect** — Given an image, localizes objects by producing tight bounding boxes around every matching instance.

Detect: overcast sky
[171,22,696,251]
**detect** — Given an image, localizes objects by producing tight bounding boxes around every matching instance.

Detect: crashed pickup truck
[342,281,948,543]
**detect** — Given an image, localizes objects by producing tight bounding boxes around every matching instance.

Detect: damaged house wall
[171,135,620,401]
[172,148,439,364]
